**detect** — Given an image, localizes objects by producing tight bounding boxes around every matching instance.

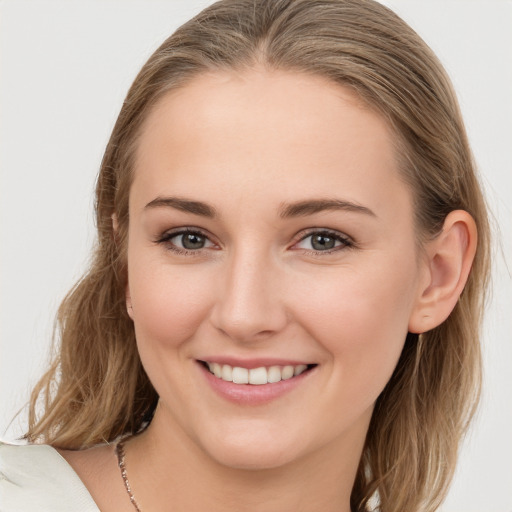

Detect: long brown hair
[26,1,490,510]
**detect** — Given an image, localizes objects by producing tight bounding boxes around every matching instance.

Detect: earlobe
[126,288,134,320]
[112,212,133,318]
[408,210,477,334]
[112,213,119,234]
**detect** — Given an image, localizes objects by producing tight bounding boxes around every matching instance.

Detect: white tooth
[267,366,282,383]
[249,367,268,385]
[221,364,233,382]
[294,364,308,376]
[212,363,222,378]
[232,366,249,384]
[282,365,294,380]
[207,362,214,372]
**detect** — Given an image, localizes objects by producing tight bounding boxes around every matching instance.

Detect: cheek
[291,258,418,397]
[296,262,415,336]
[127,256,217,410]
[127,255,214,348]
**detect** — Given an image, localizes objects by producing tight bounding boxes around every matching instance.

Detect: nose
[210,246,288,343]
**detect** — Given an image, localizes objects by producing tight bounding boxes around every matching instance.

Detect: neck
[125,405,369,512]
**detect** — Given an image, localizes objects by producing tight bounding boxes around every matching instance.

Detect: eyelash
[155,228,216,256]
[294,229,355,255]
[154,228,355,256]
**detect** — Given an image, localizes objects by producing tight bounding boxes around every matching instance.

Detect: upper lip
[198,357,315,369]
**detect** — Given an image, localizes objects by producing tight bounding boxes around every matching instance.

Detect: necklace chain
[115,437,353,512]
[115,439,143,512]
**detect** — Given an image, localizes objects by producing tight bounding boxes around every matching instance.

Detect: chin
[200,427,305,471]
[209,444,296,471]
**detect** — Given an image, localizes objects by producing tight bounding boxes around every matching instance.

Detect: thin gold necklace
[115,439,143,512]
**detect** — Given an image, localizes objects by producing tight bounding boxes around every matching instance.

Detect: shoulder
[0,440,100,512]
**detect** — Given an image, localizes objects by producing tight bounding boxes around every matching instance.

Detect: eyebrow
[279,199,376,218]
[144,196,217,217]
[144,196,375,219]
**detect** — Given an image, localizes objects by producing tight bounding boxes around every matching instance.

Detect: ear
[408,210,477,334]
[111,212,119,234]
[112,213,134,320]
[126,287,134,320]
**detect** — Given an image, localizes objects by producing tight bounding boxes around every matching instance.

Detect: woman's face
[126,69,429,469]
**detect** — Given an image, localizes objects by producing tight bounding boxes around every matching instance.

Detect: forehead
[132,68,410,222]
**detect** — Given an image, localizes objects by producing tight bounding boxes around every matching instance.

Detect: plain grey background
[1,1,511,511]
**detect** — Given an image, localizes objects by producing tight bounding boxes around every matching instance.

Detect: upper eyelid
[290,230,356,255]
[294,228,353,243]
[155,228,217,255]
[157,226,214,242]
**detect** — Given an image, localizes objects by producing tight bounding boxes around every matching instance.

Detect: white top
[0,441,100,511]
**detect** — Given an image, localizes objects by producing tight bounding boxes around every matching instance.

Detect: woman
[0,0,490,511]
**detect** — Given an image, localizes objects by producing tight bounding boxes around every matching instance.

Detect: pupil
[312,234,335,250]
[182,233,205,249]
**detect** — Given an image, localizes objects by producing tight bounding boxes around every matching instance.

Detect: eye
[294,230,353,253]
[156,229,216,253]
[172,232,210,250]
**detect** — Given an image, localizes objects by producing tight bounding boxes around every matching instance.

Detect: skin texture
[61,69,477,512]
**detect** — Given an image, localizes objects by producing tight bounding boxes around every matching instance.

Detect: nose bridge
[211,242,286,341]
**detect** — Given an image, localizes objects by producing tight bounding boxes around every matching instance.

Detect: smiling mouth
[200,361,316,385]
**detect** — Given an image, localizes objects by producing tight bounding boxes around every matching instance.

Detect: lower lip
[198,362,315,405]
